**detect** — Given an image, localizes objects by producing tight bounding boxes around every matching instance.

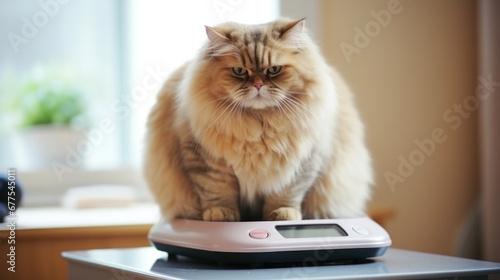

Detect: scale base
[152,241,389,264]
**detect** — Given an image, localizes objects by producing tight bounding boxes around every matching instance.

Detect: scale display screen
[275,224,347,238]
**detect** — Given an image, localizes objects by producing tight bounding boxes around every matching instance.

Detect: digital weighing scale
[148,217,391,263]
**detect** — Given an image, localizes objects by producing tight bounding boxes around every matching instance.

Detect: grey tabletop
[62,247,500,280]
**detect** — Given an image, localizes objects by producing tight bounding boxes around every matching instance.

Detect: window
[0,1,124,172]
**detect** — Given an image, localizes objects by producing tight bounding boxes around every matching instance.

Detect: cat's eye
[232,67,248,76]
[267,65,282,75]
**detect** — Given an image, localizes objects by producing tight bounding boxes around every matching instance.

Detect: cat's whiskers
[191,97,232,151]
[279,95,317,133]
[284,89,309,95]
[274,96,295,125]
[266,86,310,129]
[288,96,320,129]
[270,80,309,96]
[217,98,243,134]
[190,96,227,118]
[267,85,317,129]
[236,96,245,122]
[286,94,319,123]
[273,97,286,118]
[279,98,312,134]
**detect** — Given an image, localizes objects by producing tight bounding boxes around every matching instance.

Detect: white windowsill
[4,202,159,230]
[12,167,152,207]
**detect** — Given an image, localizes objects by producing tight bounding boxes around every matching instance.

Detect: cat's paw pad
[266,207,302,221]
[202,207,240,221]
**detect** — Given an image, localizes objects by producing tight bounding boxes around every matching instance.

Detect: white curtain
[479,0,500,263]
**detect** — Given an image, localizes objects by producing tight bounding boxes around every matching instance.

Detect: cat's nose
[253,82,264,90]
[253,77,264,90]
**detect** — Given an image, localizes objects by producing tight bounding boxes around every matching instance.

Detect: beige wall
[319,0,479,255]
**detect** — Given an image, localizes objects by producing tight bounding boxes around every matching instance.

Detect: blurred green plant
[0,65,88,132]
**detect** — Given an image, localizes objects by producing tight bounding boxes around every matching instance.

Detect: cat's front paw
[202,207,240,221]
[265,207,302,221]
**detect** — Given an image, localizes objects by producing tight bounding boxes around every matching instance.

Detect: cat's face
[201,19,313,111]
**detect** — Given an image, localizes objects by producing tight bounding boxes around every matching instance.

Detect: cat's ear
[280,18,305,47]
[205,26,234,56]
[205,26,229,44]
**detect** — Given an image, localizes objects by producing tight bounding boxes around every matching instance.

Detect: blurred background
[0,0,498,279]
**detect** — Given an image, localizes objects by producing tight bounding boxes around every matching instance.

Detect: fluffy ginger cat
[143,18,372,222]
